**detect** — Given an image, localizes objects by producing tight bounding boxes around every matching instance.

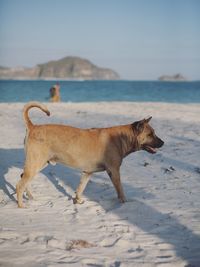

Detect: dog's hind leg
[16,169,37,208]
[20,161,49,202]
[107,167,126,203]
[73,172,92,204]
[16,157,48,208]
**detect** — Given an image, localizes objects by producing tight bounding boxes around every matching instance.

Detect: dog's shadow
[0,148,22,202]
[0,147,200,266]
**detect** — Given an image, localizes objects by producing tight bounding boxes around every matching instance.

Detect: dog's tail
[23,102,50,129]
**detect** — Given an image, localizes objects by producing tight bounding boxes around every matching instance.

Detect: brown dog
[16,102,164,208]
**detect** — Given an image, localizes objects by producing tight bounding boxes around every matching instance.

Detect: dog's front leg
[107,167,127,203]
[73,172,92,204]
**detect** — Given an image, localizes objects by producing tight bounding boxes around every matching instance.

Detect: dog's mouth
[143,145,157,154]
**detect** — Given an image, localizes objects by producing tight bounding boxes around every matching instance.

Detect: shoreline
[1,78,199,81]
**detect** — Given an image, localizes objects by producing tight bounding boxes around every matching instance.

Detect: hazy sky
[0,0,199,80]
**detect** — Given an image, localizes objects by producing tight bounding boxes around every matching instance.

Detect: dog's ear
[145,116,152,123]
[132,119,145,134]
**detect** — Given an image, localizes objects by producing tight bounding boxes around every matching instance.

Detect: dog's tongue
[147,146,157,154]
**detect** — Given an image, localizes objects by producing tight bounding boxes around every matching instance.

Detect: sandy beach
[0,102,200,267]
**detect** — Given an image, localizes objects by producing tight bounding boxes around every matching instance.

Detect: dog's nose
[160,140,164,147]
[156,138,164,148]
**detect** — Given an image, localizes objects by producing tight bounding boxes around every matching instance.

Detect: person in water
[50,83,61,102]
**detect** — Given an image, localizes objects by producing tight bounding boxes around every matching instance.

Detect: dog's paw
[119,197,127,204]
[73,197,84,204]
[17,203,26,208]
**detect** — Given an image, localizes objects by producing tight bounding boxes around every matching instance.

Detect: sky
[0,0,199,80]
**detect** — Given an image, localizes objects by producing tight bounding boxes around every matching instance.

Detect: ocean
[0,80,200,103]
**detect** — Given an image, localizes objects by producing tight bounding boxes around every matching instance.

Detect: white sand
[0,102,200,267]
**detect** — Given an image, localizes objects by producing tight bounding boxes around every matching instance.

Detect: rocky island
[158,73,187,81]
[0,56,120,80]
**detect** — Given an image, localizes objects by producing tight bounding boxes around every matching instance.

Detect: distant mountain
[0,57,120,80]
[158,73,187,81]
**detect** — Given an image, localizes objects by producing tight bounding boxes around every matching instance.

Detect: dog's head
[132,117,164,154]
